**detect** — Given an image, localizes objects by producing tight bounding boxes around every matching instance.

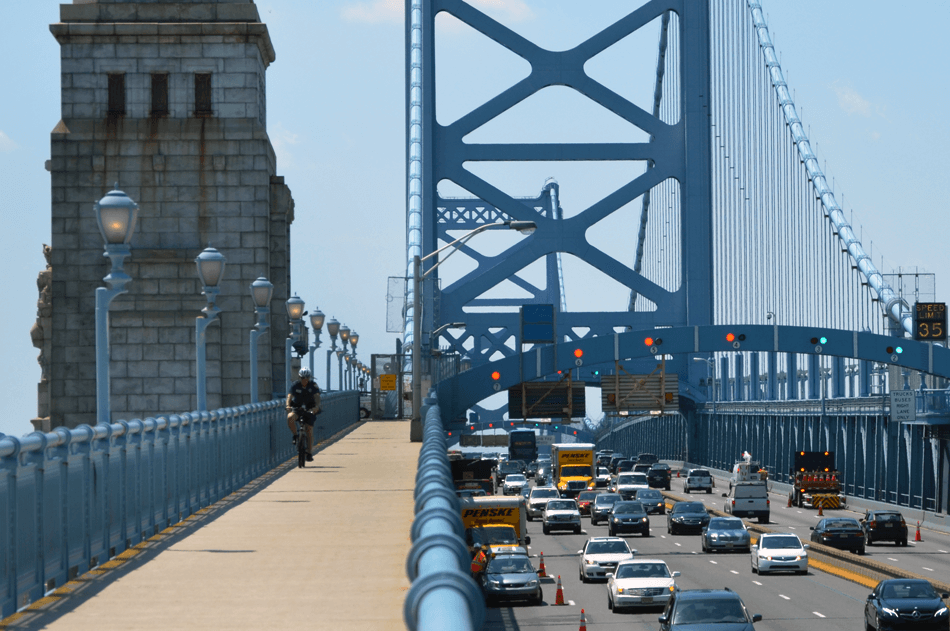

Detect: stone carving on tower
[30,244,53,433]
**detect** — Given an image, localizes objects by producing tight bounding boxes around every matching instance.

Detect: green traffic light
[819,336,828,345]
[896,346,903,354]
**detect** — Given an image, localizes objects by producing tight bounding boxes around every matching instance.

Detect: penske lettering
[463,508,515,519]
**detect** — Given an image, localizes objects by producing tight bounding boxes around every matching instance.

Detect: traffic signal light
[885,346,903,354]
[725,333,746,343]
[593,370,599,376]
[574,348,583,358]
[491,371,501,380]
[810,336,828,345]
[644,337,654,346]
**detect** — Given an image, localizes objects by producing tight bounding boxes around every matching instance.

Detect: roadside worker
[471,544,488,577]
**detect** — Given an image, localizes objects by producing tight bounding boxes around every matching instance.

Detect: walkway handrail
[404,392,483,631]
[0,392,359,618]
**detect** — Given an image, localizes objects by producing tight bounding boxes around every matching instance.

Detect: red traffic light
[491,371,501,380]
[574,348,583,358]
[644,337,654,346]
[726,333,735,342]
[488,423,493,428]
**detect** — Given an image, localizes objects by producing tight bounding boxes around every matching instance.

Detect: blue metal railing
[0,392,359,617]
[404,393,483,631]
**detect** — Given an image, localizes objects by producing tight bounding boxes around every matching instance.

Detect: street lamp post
[325,317,340,390]
[195,247,227,411]
[349,331,359,390]
[693,356,716,414]
[285,295,305,393]
[308,308,325,380]
[94,185,139,425]
[248,277,273,404]
[335,349,344,389]
[412,220,537,428]
[338,324,350,389]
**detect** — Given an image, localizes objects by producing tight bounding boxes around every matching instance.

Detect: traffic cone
[555,575,565,605]
[787,494,792,508]
[915,521,922,542]
[579,608,587,631]
[538,552,547,577]
[817,502,824,517]
[677,469,681,478]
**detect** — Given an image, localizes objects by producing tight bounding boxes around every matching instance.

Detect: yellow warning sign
[380,374,397,391]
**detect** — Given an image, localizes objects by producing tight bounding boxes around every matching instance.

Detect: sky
[1,0,948,437]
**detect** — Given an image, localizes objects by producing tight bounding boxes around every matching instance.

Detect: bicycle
[293,408,311,468]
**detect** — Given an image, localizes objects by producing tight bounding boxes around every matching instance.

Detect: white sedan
[577,537,635,583]
[607,559,679,612]
[503,474,528,496]
[751,533,809,575]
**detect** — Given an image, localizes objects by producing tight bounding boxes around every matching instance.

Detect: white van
[724,482,770,523]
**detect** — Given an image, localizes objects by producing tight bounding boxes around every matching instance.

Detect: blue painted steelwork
[449,421,594,445]
[405,393,483,631]
[0,393,359,617]
[408,0,716,390]
[747,1,911,335]
[435,325,950,422]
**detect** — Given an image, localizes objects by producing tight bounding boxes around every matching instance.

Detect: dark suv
[861,510,908,546]
[660,588,762,630]
[647,463,672,490]
[636,453,659,466]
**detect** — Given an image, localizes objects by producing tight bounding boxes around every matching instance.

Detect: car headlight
[642,517,648,522]
[935,606,948,617]
[672,516,683,522]
[613,517,620,523]
[585,559,597,565]
[765,556,772,561]
[527,579,538,587]
[617,587,625,594]
[489,579,502,587]
[710,533,719,540]
[881,607,899,618]
[669,584,676,592]
[794,556,802,561]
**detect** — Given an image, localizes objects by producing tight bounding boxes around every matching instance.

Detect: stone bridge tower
[43,0,295,429]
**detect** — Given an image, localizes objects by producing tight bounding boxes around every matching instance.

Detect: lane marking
[709,560,718,565]
[675,542,682,547]
[788,526,796,529]
[567,600,576,606]
[691,551,698,555]
[661,535,667,539]
[752,581,762,586]
[813,612,826,618]
[888,558,898,562]
[780,594,790,600]
[922,567,934,572]
[940,550,949,554]
[731,570,739,574]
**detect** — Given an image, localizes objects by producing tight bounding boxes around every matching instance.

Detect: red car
[576,490,602,516]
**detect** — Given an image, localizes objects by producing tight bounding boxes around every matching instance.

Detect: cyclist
[286,367,321,462]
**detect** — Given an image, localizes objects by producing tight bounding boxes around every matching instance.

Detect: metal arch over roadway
[435,325,949,421]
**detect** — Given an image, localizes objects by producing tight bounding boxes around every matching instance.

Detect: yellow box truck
[550,443,596,496]
[460,496,530,554]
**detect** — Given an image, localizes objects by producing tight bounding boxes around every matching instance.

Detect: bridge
[3,0,950,630]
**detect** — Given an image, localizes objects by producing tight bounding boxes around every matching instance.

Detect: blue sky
[1,0,948,436]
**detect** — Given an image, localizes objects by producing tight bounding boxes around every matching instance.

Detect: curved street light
[249,277,273,403]
[285,295,305,393]
[195,247,227,411]
[94,185,138,425]
[308,308,325,380]
[325,317,340,391]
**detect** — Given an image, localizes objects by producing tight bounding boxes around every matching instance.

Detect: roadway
[482,475,946,631]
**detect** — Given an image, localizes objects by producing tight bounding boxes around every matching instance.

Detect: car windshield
[595,495,621,506]
[618,473,647,484]
[506,475,525,483]
[547,501,576,511]
[874,513,903,522]
[616,562,670,579]
[760,535,801,549]
[823,519,859,529]
[637,490,661,500]
[689,470,710,478]
[597,467,609,475]
[531,489,558,499]
[881,581,938,599]
[613,502,645,514]
[578,492,600,501]
[673,503,706,514]
[500,463,521,473]
[487,557,534,574]
[472,527,518,546]
[709,518,743,530]
[586,540,631,555]
[561,465,592,477]
[674,598,748,624]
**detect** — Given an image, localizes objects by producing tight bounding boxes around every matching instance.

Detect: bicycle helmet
[298,367,312,379]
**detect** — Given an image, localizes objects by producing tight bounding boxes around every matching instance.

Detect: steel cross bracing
[406,0,716,390]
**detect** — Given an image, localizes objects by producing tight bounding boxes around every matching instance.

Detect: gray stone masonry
[47,1,294,429]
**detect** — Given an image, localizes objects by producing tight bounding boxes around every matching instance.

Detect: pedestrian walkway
[2,420,418,631]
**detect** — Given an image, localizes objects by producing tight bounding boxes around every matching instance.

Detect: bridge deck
[4,421,417,631]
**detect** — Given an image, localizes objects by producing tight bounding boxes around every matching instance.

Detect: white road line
[909,542,917,546]
[691,551,698,555]
[788,526,796,529]
[923,567,934,572]
[661,535,667,539]
[567,600,575,606]
[731,570,739,575]
[780,595,790,600]
[709,560,718,565]
[675,542,682,547]
[797,511,803,513]
[940,550,949,554]
[752,581,762,586]
[813,612,826,618]
[888,558,898,562]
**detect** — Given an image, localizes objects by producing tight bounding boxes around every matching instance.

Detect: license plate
[642,597,653,604]
[885,524,893,528]
[726,543,734,548]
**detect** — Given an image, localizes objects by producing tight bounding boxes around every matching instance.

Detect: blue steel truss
[406,0,715,389]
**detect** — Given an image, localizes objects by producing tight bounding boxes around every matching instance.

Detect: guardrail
[404,392,484,631]
[0,392,359,618]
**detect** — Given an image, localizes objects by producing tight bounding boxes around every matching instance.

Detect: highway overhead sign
[889,390,916,423]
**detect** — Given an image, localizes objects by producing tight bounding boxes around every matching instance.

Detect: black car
[647,463,672,490]
[660,588,761,630]
[613,459,636,475]
[608,501,650,537]
[591,493,622,526]
[636,452,659,466]
[810,517,865,554]
[865,579,949,631]
[525,461,539,477]
[608,454,627,473]
[635,488,666,514]
[667,501,710,535]
[862,510,909,547]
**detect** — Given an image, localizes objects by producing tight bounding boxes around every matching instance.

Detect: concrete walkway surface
[2,420,418,631]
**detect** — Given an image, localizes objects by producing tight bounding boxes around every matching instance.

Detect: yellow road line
[808,558,878,589]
